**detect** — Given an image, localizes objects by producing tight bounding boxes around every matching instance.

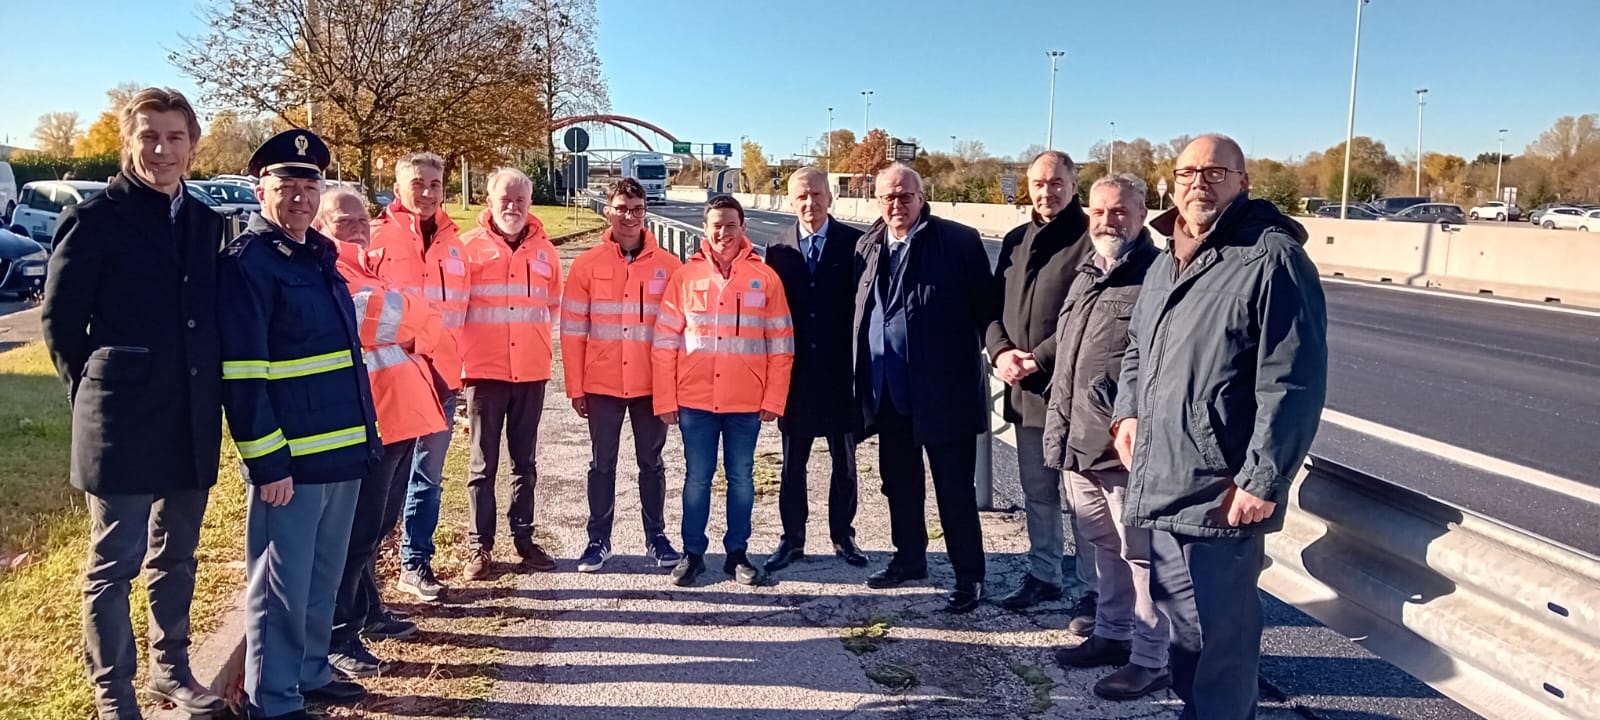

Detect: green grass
[841,615,896,656]
[0,343,249,719]
[1009,660,1056,713]
[445,204,605,240]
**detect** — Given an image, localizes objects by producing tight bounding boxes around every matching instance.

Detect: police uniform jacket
[40,174,224,495]
[218,214,381,486]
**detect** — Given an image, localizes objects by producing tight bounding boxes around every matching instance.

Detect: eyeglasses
[1174,167,1243,185]
[609,206,647,218]
[876,192,920,206]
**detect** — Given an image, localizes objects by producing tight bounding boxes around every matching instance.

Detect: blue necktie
[806,235,823,274]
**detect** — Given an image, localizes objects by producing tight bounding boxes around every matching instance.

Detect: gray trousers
[584,393,668,546]
[1016,427,1095,589]
[465,379,547,550]
[244,479,359,718]
[1151,530,1268,720]
[1066,469,1169,669]
[83,489,208,720]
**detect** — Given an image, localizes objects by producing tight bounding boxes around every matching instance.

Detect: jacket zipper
[735,293,743,334]
[437,260,447,303]
[638,282,644,323]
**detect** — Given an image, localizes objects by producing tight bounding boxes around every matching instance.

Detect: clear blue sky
[5,0,1596,165]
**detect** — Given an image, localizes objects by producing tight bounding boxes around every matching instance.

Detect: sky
[3,0,1597,166]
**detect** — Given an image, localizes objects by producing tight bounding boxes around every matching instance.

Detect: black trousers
[777,431,858,546]
[584,393,668,546]
[331,438,415,647]
[1150,530,1267,720]
[875,403,985,584]
[465,379,547,550]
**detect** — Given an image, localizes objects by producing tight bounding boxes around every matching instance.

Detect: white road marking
[760,220,780,225]
[1322,277,1600,318]
[1320,409,1600,505]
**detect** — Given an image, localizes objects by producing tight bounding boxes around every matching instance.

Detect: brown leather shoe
[462,547,492,581]
[1093,662,1171,700]
[515,537,558,572]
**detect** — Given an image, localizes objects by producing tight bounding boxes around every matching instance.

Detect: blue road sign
[713,142,732,155]
[1006,194,1015,204]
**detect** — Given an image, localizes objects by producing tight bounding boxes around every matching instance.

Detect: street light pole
[1109,121,1117,175]
[1046,50,1065,149]
[826,107,834,171]
[1415,88,1429,195]
[861,90,873,134]
[1496,128,1508,220]
[1339,0,1369,220]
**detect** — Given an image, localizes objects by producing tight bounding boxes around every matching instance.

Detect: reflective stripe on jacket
[336,241,448,444]
[369,204,468,389]
[459,209,561,382]
[651,237,793,416]
[561,227,682,399]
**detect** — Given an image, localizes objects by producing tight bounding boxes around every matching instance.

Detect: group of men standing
[41,85,1327,720]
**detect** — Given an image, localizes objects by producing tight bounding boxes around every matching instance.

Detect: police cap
[248,129,330,180]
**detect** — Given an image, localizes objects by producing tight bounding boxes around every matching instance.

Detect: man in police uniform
[218,129,381,720]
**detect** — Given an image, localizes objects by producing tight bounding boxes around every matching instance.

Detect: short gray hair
[396,152,445,178]
[787,166,830,194]
[875,162,922,193]
[1029,150,1077,175]
[1090,173,1148,207]
[486,167,532,195]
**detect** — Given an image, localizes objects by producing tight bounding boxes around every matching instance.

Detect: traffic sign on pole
[1157,178,1169,209]
[563,127,589,153]
[1000,174,1017,201]
[672,141,692,154]
[713,143,732,156]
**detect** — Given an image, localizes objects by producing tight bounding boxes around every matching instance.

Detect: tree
[1319,137,1399,199]
[76,113,121,158]
[1013,144,1048,164]
[812,129,856,172]
[846,129,892,191]
[522,0,609,195]
[953,139,987,164]
[33,112,81,156]
[1249,159,1302,212]
[106,82,145,111]
[176,0,534,199]
[741,141,769,194]
[193,110,275,176]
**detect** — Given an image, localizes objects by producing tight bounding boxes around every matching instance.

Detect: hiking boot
[577,541,612,572]
[1093,662,1172,700]
[462,547,493,580]
[1053,635,1132,669]
[398,563,444,601]
[361,612,418,641]
[1067,590,1098,637]
[647,534,682,567]
[515,537,558,572]
[329,640,382,679]
[670,553,706,587]
[723,550,762,586]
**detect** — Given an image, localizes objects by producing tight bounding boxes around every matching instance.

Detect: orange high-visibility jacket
[458,209,561,383]
[561,228,683,400]
[335,241,449,445]
[369,204,469,390]
[652,237,794,416]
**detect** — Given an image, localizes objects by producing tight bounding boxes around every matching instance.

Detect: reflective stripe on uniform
[463,306,551,324]
[236,428,288,458]
[685,313,791,330]
[351,290,373,323]
[374,291,405,344]
[424,287,471,302]
[287,425,369,457]
[441,310,467,328]
[561,298,590,314]
[768,336,796,354]
[561,318,591,337]
[363,344,412,372]
[265,349,356,380]
[222,360,270,380]
[656,310,685,333]
[652,334,682,350]
[588,322,655,341]
[589,300,658,315]
[471,283,550,298]
[683,336,776,355]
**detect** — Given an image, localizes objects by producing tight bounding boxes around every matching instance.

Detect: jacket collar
[603,226,660,259]
[105,173,184,219]
[1080,229,1158,279]
[694,235,755,272]
[248,212,332,258]
[381,203,459,243]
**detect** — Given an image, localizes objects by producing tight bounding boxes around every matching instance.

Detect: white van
[13,180,108,247]
[0,162,17,223]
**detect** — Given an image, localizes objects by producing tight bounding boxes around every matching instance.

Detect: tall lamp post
[1415,88,1429,195]
[1339,0,1370,220]
[861,90,874,134]
[826,106,834,170]
[1046,50,1065,149]
[1109,121,1117,175]
[1495,128,1508,220]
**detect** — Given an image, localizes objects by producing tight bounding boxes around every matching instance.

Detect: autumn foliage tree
[32,112,81,156]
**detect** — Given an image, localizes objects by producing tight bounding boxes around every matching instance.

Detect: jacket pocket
[83,346,151,384]
[1187,400,1231,474]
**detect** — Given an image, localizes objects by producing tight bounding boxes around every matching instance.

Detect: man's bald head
[874,163,926,236]
[314,187,372,247]
[1173,133,1251,233]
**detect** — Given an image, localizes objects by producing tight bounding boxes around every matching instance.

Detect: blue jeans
[678,408,760,556]
[402,389,457,569]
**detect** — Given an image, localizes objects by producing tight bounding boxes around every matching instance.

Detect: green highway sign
[672,141,692,154]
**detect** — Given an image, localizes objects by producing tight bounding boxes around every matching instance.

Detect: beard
[497,213,527,237]
[1090,229,1134,261]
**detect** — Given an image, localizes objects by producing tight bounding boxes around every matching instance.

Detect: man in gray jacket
[1111,135,1327,720]
[1043,174,1168,701]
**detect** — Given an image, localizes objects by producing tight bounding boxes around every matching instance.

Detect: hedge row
[6,155,122,186]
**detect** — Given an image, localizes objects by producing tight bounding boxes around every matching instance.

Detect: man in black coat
[41,88,226,719]
[762,167,867,573]
[853,164,992,613]
[986,151,1100,618]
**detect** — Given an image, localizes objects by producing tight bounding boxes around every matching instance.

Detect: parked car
[0,162,17,223]
[184,184,242,218]
[1379,203,1466,224]
[1538,206,1587,230]
[191,181,261,215]
[12,180,108,246]
[374,191,394,209]
[0,223,49,299]
[1468,201,1521,221]
[1314,204,1384,220]
[1370,196,1432,215]
[211,173,258,188]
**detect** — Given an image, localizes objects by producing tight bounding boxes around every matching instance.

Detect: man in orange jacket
[457,168,561,578]
[562,178,684,573]
[314,188,449,679]
[652,195,793,587]
[369,152,465,602]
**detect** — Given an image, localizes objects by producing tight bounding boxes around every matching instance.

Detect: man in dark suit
[852,163,993,613]
[762,167,867,573]
[41,87,226,719]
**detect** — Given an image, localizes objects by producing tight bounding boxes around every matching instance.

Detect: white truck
[620,152,668,203]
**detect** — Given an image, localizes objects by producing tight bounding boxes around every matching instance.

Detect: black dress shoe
[1067,590,1099,637]
[141,677,225,714]
[763,539,805,572]
[945,581,984,613]
[1094,662,1172,700]
[865,565,928,589]
[999,574,1063,611]
[303,678,367,705]
[1053,634,1132,669]
[832,538,868,567]
[671,553,706,587]
[724,550,764,586]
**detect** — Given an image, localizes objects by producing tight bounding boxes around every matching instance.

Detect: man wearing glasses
[852,164,993,613]
[561,178,684,572]
[1111,135,1327,719]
